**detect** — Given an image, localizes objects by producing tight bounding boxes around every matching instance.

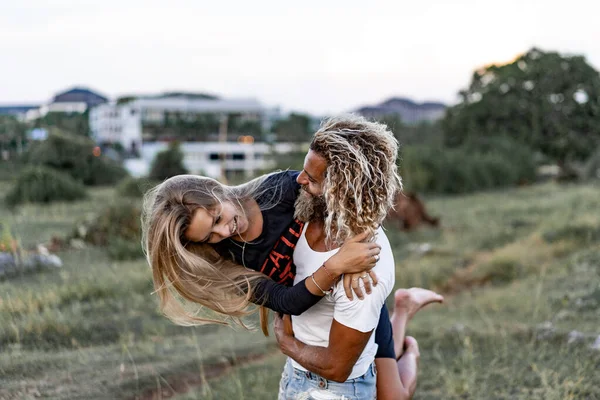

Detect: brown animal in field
[385,192,440,231]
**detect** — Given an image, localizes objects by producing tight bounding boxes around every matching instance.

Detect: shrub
[79,201,141,246]
[116,177,159,198]
[463,136,537,184]
[401,139,536,194]
[583,149,600,181]
[87,157,129,186]
[0,161,23,182]
[148,142,188,181]
[74,200,143,260]
[25,130,128,186]
[5,167,87,207]
[107,237,144,260]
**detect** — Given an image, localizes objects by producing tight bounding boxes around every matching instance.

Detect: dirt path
[134,350,278,400]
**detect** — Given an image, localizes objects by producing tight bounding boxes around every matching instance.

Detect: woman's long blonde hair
[141,173,283,328]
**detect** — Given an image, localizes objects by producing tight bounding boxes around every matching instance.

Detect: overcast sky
[1,0,599,115]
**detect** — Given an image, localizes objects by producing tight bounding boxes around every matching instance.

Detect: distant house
[356,97,446,124]
[41,87,108,114]
[0,105,41,120]
[52,87,108,108]
[0,87,109,121]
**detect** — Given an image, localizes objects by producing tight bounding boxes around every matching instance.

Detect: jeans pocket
[278,365,291,399]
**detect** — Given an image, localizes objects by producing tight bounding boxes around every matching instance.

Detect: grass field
[1,182,599,399]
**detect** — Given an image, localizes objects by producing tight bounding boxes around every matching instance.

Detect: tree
[443,48,600,163]
[372,114,444,146]
[272,113,313,142]
[0,116,27,155]
[149,142,188,181]
[35,110,91,137]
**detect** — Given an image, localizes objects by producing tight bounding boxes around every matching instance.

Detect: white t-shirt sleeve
[332,230,395,333]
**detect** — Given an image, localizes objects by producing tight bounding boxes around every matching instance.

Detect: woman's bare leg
[391,288,443,358]
[376,288,443,399]
[375,337,420,400]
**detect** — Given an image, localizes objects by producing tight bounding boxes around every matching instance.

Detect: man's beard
[294,187,327,222]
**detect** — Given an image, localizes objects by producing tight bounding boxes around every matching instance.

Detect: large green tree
[444,48,600,163]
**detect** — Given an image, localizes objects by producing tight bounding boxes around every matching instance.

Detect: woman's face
[184,201,249,244]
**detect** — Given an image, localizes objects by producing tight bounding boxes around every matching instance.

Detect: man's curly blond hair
[308,114,402,246]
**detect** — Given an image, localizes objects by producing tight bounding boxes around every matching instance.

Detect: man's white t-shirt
[290,223,395,380]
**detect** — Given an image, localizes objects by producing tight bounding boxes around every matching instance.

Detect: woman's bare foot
[394,288,444,320]
[391,288,443,358]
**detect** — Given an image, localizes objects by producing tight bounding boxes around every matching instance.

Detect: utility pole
[218,114,228,184]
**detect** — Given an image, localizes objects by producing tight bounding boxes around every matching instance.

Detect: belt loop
[318,376,328,389]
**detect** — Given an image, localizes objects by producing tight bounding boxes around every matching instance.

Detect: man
[274,115,422,399]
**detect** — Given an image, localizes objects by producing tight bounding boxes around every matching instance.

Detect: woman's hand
[343,270,379,300]
[325,231,381,276]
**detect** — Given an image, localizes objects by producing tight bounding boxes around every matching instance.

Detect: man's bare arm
[274,314,372,383]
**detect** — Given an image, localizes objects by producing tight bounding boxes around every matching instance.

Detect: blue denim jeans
[278,358,377,400]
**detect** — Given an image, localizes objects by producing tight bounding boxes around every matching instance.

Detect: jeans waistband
[290,361,376,385]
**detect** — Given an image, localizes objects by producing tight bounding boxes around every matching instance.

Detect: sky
[1,0,599,115]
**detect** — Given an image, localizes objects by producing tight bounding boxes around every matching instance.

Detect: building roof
[131,97,264,113]
[0,105,40,116]
[52,87,108,107]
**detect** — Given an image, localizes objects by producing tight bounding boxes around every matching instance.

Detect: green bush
[463,136,537,184]
[107,236,143,260]
[401,139,536,194]
[0,161,23,182]
[80,201,141,246]
[5,167,87,207]
[74,200,143,260]
[87,157,129,186]
[583,149,600,180]
[116,177,159,198]
[25,130,128,186]
[148,142,188,181]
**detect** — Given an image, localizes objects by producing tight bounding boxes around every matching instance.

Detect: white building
[128,141,299,179]
[89,94,289,178]
[89,102,142,155]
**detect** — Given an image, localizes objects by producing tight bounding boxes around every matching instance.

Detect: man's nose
[297,171,308,185]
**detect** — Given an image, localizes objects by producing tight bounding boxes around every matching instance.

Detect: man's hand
[274,313,294,353]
